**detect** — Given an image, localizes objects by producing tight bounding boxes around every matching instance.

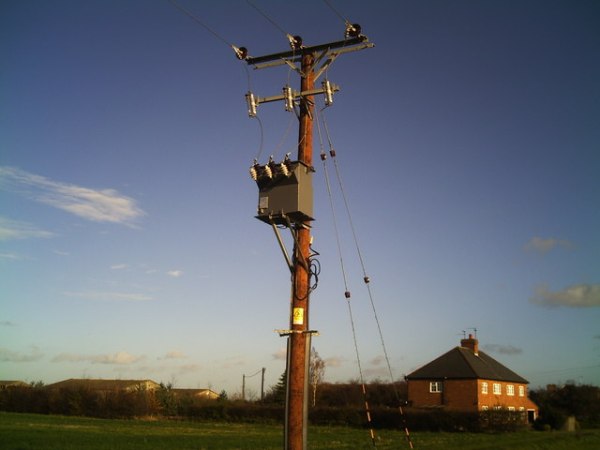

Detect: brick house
[405,335,538,422]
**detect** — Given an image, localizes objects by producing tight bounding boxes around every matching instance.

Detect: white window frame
[481,381,488,394]
[481,405,489,411]
[507,384,515,396]
[518,385,525,397]
[493,383,502,395]
[429,381,443,393]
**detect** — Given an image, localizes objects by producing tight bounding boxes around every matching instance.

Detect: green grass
[1,412,599,449]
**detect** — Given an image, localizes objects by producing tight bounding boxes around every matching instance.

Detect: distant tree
[531,383,600,429]
[218,390,228,402]
[309,347,325,406]
[264,371,287,404]
[157,382,178,416]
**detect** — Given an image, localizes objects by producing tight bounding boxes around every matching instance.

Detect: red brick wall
[408,378,538,415]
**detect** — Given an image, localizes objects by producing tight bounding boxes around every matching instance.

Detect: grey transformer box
[251,159,314,226]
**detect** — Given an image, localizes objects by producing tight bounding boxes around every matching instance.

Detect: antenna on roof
[467,327,478,338]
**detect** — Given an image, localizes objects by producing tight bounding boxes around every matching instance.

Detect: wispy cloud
[52,351,145,365]
[110,263,129,270]
[0,346,44,362]
[159,350,188,360]
[524,236,574,254]
[167,270,184,278]
[0,216,54,241]
[64,291,153,302]
[482,344,523,355]
[369,355,386,366]
[0,321,17,327]
[0,166,145,227]
[531,284,600,308]
[0,252,25,260]
[324,357,345,368]
[272,348,286,360]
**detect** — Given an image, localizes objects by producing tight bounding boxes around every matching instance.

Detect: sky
[1,0,599,397]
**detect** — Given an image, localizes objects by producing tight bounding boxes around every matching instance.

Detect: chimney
[461,334,479,355]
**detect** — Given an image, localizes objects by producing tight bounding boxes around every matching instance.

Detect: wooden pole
[286,52,314,450]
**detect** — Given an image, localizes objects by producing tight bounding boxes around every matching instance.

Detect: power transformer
[251,158,314,226]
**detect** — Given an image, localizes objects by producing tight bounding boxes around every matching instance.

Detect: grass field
[1,412,600,449]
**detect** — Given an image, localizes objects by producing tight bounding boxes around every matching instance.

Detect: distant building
[405,335,538,422]
[44,379,218,399]
[0,380,29,389]
[172,388,220,400]
[45,378,161,393]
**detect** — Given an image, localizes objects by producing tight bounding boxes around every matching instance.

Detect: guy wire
[317,106,378,448]
[321,109,414,448]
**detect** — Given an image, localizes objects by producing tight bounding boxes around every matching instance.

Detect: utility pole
[244,32,373,450]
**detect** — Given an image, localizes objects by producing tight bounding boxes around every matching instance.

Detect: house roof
[406,346,529,384]
[45,378,161,391]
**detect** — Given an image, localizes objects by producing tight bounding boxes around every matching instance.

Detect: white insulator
[323,80,333,106]
[280,162,289,177]
[245,92,257,117]
[283,86,294,112]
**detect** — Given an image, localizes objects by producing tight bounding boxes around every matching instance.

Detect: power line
[168,0,248,60]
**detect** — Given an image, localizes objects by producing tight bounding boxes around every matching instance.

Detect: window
[519,385,525,397]
[507,385,515,396]
[508,406,516,411]
[429,381,443,393]
[481,405,489,411]
[493,383,502,395]
[481,382,488,394]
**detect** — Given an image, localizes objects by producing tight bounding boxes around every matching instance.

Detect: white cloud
[531,284,600,308]
[52,351,145,365]
[0,166,145,227]
[110,263,128,270]
[0,216,54,241]
[64,291,153,302]
[0,346,44,362]
[167,270,184,278]
[524,236,573,254]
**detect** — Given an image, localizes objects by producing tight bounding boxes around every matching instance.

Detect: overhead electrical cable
[167,1,266,162]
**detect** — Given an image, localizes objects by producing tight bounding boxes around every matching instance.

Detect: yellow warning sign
[292,307,304,325]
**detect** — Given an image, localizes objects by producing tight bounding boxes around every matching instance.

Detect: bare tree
[309,347,325,407]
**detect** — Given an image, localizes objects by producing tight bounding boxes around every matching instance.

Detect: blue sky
[1,0,599,396]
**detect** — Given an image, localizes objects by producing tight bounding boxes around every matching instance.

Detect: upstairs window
[493,383,502,395]
[507,385,515,396]
[519,385,525,397]
[429,381,443,393]
[481,382,488,394]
